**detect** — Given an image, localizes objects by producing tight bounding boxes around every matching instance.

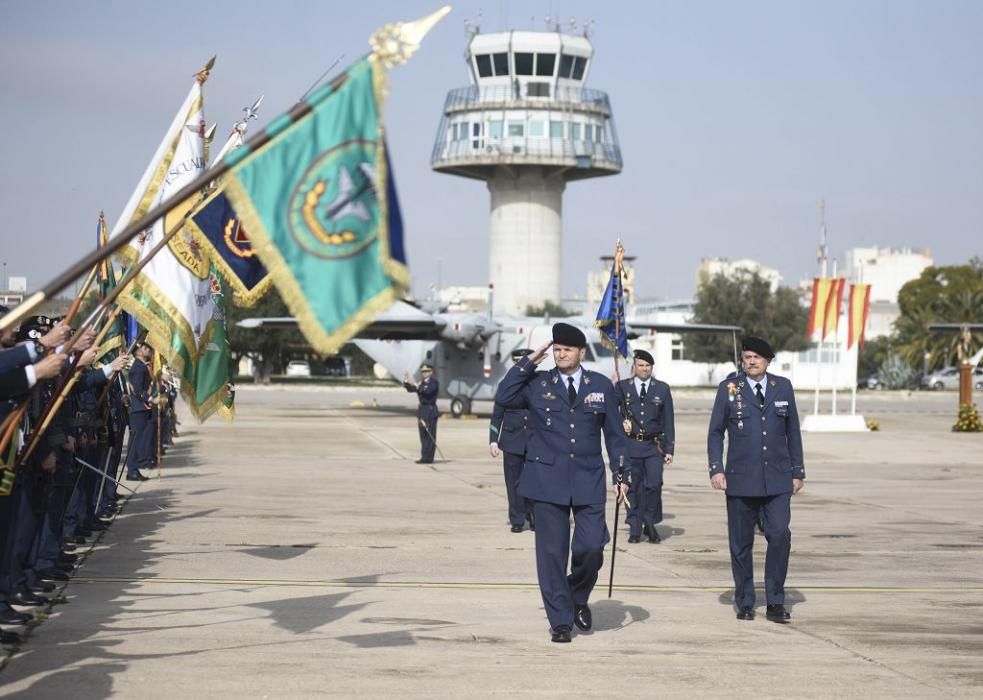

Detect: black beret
[742,336,775,360]
[633,349,654,365]
[552,322,587,348]
[14,315,53,343]
[510,348,534,361]
[419,362,434,371]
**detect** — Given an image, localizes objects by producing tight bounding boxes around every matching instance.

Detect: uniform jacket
[0,366,30,399]
[404,377,439,417]
[128,359,151,413]
[0,345,32,375]
[707,373,805,497]
[616,378,675,459]
[489,403,528,456]
[494,357,630,506]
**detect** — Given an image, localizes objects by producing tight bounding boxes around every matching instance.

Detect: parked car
[858,373,882,390]
[285,360,311,377]
[922,366,983,390]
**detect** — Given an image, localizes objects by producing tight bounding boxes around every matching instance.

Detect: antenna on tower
[818,199,828,278]
[584,18,595,37]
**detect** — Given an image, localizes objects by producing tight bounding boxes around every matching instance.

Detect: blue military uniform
[495,338,629,636]
[490,398,531,531]
[616,376,674,541]
[125,355,152,479]
[707,371,804,612]
[404,366,439,464]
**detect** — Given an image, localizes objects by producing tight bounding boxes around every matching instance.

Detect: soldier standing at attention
[707,336,805,624]
[490,348,534,533]
[617,349,675,544]
[403,363,439,464]
[495,323,629,643]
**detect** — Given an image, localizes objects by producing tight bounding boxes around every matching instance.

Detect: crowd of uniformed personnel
[0,307,178,646]
[479,324,805,643]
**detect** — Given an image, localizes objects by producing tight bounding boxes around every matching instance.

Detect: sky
[1,0,981,303]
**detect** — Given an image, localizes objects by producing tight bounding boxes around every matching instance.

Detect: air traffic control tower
[431,26,622,315]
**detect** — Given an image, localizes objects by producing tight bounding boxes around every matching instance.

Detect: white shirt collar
[559,366,583,393]
[633,376,651,394]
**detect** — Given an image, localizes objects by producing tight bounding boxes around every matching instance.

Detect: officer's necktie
[639,382,647,401]
[568,377,577,404]
[755,382,764,407]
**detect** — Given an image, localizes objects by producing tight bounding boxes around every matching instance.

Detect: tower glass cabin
[431,30,622,315]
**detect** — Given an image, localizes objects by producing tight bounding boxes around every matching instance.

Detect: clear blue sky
[1,0,981,302]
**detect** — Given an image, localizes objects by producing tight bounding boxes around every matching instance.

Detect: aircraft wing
[928,323,983,331]
[237,301,448,340]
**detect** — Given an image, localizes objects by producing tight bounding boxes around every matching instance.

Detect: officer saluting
[490,348,534,533]
[495,323,629,643]
[617,349,675,544]
[707,336,804,623]
[403,363,439,464]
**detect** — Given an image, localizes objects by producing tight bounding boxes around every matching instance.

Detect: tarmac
[1,386,981,699]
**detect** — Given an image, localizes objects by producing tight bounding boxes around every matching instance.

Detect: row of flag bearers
[488,323,805,642]
[0,308,178,646]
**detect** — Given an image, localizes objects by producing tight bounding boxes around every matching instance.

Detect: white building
[695,257,783,292]
[431,27,622,315]
[843,247,933,339]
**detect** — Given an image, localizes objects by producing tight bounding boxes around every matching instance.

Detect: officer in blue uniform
[403,363,439,464]
[125,343,153,481]
[707,336,805,623]
[495,323,629,643]
[616,349,674,544]
[490,348,534,533]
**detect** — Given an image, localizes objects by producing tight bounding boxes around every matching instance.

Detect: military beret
[633,349,654,365]
[419,362,434,371]
[14,315,53,343]
[552,322,586,348]
[510,348,534,361]
[742,336,775,360]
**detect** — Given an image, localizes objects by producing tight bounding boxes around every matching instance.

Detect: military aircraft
[238,290,742,416]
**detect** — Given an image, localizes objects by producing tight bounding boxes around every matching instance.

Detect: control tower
[431,27,622,315]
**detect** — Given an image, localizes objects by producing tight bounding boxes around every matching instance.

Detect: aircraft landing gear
[449,397,472,418]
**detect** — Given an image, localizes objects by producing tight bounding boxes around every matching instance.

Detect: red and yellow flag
[808,277,846,340]
[847,283,871,349]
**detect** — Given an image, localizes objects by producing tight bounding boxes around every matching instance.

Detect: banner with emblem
[221,55,409,355]
[109,59,230,421]
[595,242,629,359]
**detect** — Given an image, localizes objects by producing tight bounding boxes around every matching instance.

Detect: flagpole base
[801,414,869,432]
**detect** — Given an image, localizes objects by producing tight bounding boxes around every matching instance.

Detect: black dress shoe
[550,625,572,643]
[736,607,755,621]
[10,590,47,607]
[627,534,641,544]
[125,473,149,482]
[510,525,523,533]
[86,521,108,531]
[414,460,433,464]
[31,581,55,594]
[647,526,661,544]
[61,543,77,553]
[38,569,70,582]
[67,535,87,545]
[573,604,592,632]
[766,604,791,623]
[1,628,21,644]
[0,605,31,625]
[59,553,79,564]
[75,528,93,538]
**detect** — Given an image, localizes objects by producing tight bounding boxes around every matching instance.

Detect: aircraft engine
[438,315,498,348]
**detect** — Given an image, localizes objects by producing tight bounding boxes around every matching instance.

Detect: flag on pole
[847,283,871,349]
[96,212,126,359]
[595,243,629,358]
[807,278,834,338]
[220,55,411,355]
[192,265,235,419]
[109,58,230,420]
[823,277,845,340]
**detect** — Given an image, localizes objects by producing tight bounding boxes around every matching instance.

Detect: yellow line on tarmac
[72,576,983,594]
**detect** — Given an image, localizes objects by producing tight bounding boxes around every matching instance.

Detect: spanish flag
[847,283,871,349]
[808,277,845,340]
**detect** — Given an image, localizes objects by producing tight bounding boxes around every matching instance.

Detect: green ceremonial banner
[192,265,234,420]
[222,56,409,355]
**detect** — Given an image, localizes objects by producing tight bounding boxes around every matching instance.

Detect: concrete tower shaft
[431,29,622,314]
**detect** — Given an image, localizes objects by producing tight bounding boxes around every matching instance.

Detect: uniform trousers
[502,451,530,527]
[726,492,791,609]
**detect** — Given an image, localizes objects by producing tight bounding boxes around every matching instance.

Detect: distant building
[437,286,490,313]
[696,257,783,292]
[844,247,933,339]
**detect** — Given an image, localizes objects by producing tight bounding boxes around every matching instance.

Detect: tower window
[559,54,575,78]
[572,56,587,80]
[475,54,493,78]
[671,338,685,361]
[585,124,594,141]
[526,82,550,98]
[550,121,564,138]
[507,121,524,137]
[492,52,509,76]
[528,121,545,137]
[514,52,534,76]
[570,122,582,141]
[489,120,503,139]
[535,53,556,76]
